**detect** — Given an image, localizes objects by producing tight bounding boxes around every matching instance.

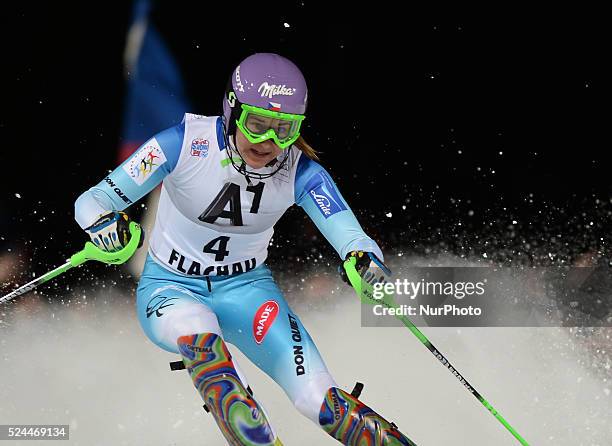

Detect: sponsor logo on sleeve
[253,300,280,344]
[122,138,167,185]
[103,177,133,204]
[304,171,347,218]
[190,138,209,158]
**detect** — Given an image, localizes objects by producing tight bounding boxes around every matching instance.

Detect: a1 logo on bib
[253,300,280,344]
[190,138,209,158]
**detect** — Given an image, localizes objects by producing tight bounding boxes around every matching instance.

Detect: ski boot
[319,386,417,445]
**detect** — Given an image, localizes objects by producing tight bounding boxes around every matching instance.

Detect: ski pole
[343,257,530,446]
[1,222,142,304]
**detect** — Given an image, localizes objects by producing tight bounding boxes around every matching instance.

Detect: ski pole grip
[69,222,143,266]
[343,256,386,306]
[343,256,363,295]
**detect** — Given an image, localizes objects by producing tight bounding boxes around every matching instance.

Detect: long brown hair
[294,136,319,161]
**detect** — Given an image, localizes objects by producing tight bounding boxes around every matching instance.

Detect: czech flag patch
[268,102,282,111]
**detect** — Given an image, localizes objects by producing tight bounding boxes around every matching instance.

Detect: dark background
[0,2,609,291]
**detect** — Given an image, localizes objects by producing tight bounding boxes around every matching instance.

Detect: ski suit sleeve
[74,122,185,229]
[294,155,384,261]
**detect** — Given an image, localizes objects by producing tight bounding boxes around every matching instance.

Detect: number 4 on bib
[203,236,230,261]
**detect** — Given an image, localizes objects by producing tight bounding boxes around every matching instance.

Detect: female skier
[75,53,416,446]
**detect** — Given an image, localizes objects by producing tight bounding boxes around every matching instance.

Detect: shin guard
[319,387,417,446]
[178,333,282,446]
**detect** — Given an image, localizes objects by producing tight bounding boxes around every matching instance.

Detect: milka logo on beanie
[258,82,297,99]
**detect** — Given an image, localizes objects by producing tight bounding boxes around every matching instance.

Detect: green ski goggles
[235,104,306,150]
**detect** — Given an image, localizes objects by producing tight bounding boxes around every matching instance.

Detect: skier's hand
[85,211,144,252]
[339,251,391,288]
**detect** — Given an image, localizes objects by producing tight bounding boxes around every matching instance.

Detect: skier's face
[235,128,282,169]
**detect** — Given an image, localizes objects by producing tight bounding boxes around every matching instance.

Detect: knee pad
[319,387,416,446]
[177,333,280,446]
[161,303,221,346]
[292,372,337,424]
